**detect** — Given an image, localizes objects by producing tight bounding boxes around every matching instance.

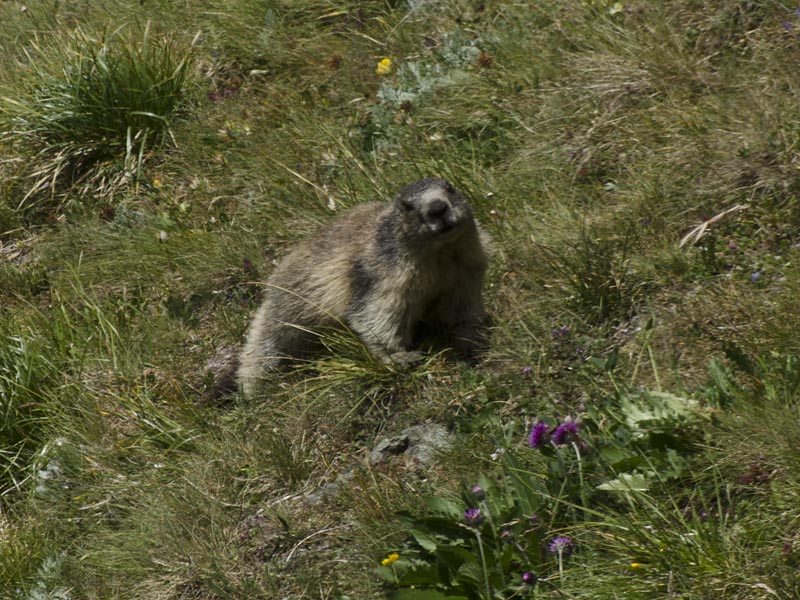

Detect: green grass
[0,22,196,222]
[2,0,800,598]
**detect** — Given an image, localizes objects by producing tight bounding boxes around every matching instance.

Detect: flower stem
[474,529,492,600]
[572,440,588,511]
[480,500,506,588]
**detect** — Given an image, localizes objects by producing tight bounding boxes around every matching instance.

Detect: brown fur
[235,178,491,398]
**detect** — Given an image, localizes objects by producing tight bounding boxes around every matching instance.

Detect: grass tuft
[0,22,196,214]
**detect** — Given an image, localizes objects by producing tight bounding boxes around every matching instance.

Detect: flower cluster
[381,552,400,567]
[552,419,579,445]
[463,507,484,527]
[782,7,800,29]
[470,485,485,500]
[376,57,393,76]
[521,571,537,585]
[527,417,581,448]
[527,421,549,448]
[548,536,575,556]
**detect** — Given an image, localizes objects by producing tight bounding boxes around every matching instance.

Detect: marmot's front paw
[389,350,425,367]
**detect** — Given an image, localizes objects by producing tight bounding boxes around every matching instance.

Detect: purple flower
[528,422,550,449]
[783,21,794,30]
[521,365,533,378]
[551,418,580,446]
[464,507,483,526]
[750,270,761,283]
[548,536,574,555]
[522,571,537,585]
[471,485,485,500]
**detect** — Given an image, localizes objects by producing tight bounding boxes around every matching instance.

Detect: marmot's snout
[422,197,453,233]
[426,198,449,219]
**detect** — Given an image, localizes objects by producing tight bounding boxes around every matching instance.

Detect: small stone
[369,423,453,467]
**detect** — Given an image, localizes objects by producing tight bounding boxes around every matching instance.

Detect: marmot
[234,177,491,398]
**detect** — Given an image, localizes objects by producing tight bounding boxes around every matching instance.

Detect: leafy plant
[376,416,592,598]
[377,385,715,597]
[18,554,72,600]
[361,28,485,155]
[376,478,553,599]
[593,389,712,491]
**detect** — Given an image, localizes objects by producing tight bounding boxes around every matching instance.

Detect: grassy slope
[1,0,800,598]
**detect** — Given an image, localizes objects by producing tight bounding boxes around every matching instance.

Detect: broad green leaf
[424,495,465,519]
[597,472,651,492]
[456,560,483,584]
[503,452,546,516]
[620,390,707,438]
[393,590,448,600]
[409,528,438,552]
[600,446,645,471]
[395,562,441,586]
[437,545,477,572]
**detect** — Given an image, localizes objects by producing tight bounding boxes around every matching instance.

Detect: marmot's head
[393,178,475,242]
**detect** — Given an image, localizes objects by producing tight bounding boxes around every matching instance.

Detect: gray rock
[305,423,453,505]
[368,423,453,467]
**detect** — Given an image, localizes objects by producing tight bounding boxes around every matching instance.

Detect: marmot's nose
[426,199,449,219]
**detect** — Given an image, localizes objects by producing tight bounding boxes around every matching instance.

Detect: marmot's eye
[401,199,415,212]
[444,183,455,194]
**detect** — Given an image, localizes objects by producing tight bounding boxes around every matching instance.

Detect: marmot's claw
[389,350,426,367]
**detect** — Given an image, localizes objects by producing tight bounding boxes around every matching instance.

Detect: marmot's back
[235,178,491,398]
[267,203,383,321]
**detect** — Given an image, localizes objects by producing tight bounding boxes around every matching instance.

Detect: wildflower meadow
[2,1,800,599]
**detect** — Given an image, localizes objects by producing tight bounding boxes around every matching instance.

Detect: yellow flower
[376,57,393,76]
[381,552,400,566]
[153,177,163,189]
[630,562,644,569]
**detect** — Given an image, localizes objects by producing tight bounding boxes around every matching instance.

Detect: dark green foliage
[376,479,550,598]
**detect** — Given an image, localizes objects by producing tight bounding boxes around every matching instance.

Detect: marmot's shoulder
[296,201,388,254]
